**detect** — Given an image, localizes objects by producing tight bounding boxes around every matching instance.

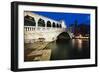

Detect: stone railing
[24,26,65,32]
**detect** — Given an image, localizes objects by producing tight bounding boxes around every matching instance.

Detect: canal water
[49,38,90,60]
[24,38,90,61]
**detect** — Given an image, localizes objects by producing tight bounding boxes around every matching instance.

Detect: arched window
[38,18,45,27]
[24,15,30,19]
[47,21,51,27]
[24,15,36,26]
[57,23,59,28]
[59,24,62,28]
[52,22,56,27]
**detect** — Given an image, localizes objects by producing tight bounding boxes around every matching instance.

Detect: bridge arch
[56,32,72,44]
[57,32,71,39]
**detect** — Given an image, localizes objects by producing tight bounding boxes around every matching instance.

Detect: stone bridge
[24,11,73,43]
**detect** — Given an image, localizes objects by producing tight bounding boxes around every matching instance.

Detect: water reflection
[72,39,82,51]
[24,38,90,61]
[77,39,82,50]
[50,38,90,60]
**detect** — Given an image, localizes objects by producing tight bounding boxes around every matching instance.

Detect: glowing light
[77,39,82,51]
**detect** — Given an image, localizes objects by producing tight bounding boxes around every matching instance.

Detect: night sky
[33,11,90,27]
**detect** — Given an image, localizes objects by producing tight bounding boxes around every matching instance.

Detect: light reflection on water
[77,39,82,51]
[50,38,90,60]
[24,38,90,61]
[72,39,82,51]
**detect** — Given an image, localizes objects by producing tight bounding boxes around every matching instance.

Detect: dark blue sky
[33,11,90,27]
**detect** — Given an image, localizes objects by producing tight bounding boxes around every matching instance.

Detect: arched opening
[38,18,45,27]
[47,20,51,27]
[57,23,59,28]
[59,24,62,28]
[24,15,36,26]
[56,32,71,43]
[52,22,56,27]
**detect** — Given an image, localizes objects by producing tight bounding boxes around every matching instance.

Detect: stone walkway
[24,41,52,61]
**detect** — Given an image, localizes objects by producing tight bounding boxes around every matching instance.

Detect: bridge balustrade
[24,26,64,32]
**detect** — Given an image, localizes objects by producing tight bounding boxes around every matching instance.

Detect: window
[59,24,62,28]
[52,22,56,27]
[38,18,45,27]
[47,21,51,27]
[24,15,36,26]
[57,23,59,27]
